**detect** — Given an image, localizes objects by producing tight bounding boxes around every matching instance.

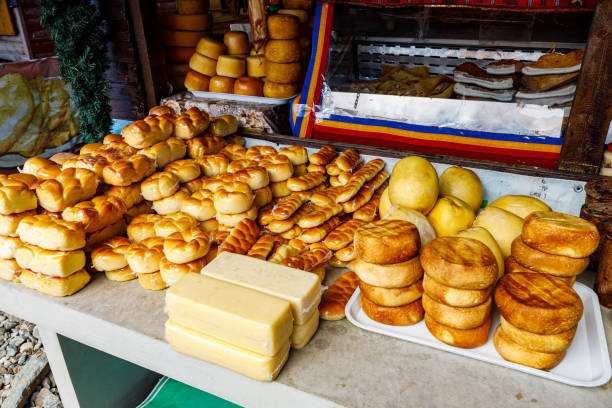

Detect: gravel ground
[0,312,62,408]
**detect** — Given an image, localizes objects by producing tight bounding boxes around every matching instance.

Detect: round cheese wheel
[184,70,210,91]
[165,46,196,63]
[265,39,300,63]
[250,47,265,56]
[234,77,263,96]
[216,55,246,78]
[177,0,209,14]
[158,13,212,31]
[209,76,235,93]
[282,0,312,10]
[167,63,190,76]
[267,15,300,40]
[246,56,266,77]
[189,52,217,77]
[278,9,309,23]
[195,37,227,60]
[224,31,250,55]
[161,29,208,47]
[265,61,302,84]
[263,81,298,98]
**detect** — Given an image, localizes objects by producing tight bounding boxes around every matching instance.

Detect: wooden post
[558,0,612,174]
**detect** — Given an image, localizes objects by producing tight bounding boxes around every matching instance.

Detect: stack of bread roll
[264,14,302,99]
[421,236,497,348]
[353,219,425,326]
[493,211,598,369]
[160,0,212,91]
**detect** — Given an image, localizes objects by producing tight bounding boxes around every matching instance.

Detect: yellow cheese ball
[438,166,483,212]
[455,227,504,280]
[489,195,550,219]
[384,205,437,247]
[427,195,475,237]
[388,156,438,214]
[473,206,524,259]
[378,187,391,219]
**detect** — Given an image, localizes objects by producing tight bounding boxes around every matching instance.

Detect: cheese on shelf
[292,309,320,349]
[166,273,293,356]
[166,320,290,382]
[202,252,322,324]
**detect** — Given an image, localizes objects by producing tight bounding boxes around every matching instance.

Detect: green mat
[137,377,242,408]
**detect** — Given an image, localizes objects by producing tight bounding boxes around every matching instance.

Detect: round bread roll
[494,272,583,334]
[354,219,420,265]
[425,313,491,349]
[253,186,273,208]
[160,257,206,286]
[282,0,312,9]
[181,190,216,221]
[473,206,524,259]
[490,195,550,218]
[209,75,235,93]
[246,56,266,77]
[265,61,302,84]
[161,29,207,47]
[246,145,277,160]
[270,180,291,198]
[359,279,423,307]
[493,325,565,370]
[216,55,246,78]
[233,166,270,190]
[263,81,298,98]
[141,171,180,201]
[154,212,198,238]
[224,31,250,55]
[522,211,599,258]
[197,155,229,177]
[511,236,588,277]
[438,166,483,212]
[360,293,424,326]
[422,293,492,330]
[200,219,219,232]
[353,256,422,288]
[383,205,436,247]
[259,154,294,182]
[152,187,190,215]
[220,144,247,161]
[163,227,211,264]
[504,256,575,286]
[267,14,300,40]
[91,237,130,272]
[126,237,165,274]
[166,47,196,63]
[427,196,475,237]
[265,39,300,63]
[164,159,201,183]
[420,236,497,290]
[184,70,210,91]
[278,145,308,166]
[213,181,254,214]
[278,9,309,23]
[195,37,227,60]
[137,271,168,291]
[189,52,217,77]
[216,205,258,227]
[388,156,438,214]
[500,315,576,354]
[210,115,239,137]
[127,214,163,242]
[233,77,263,96]
[159,13,212,31]
[422,273,491,308]
[105,265,136,282]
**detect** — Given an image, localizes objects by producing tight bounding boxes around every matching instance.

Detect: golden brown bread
[137,271,168,291]
[353,185,384,221]
[61,154,110,178]
[0,210,36,237]
[500,315,576,354]
[299,216,341,243]
[213,181,254,214]
[19,269,91,297]
[218,218,259,255]
[354,220,420,265]
[309,145,336,166]
[323,219,365,250]
[197,154,229,177]
[245,145,277,161]
[104,183,144,209]
[17,215,85,251]
[22,157,61,180]
[35,168,99,212]
[278,145,308,166]
[103,155,156,186]
[246,234,277,260]
[163,227,211,264]
[271,192,309,220]
[164,159,202,183]
[62,196,127,233]
[139,137,187,168]
[335,159,385,203]
[160,257,206,286]
[141,171,180,201]
[420,237,497,290]
[511,236,588,277]
[360,293,424,326]
[521,211,599,258]
[126,237,165,273]
[494,272,583,334]
[186,134,226,158]
[297,202,343,229]
[105,265,137,282]
[283,245,332,272]
[217,205,258,228]
[335,245,356,262]
[422,293,492,330]
[309,186,344,207]
[319,271,359,320]
[307,163,326,173]
[174,107,209,139]
[493,325,565,370]
[360,279,423,307]
[181,189,216,221]
[335,148,362,172]
[85,220,127,251]
[425,313,491,349]
[233,166,269,190]
[0,258,20,282]
[7,174,37,190]
[127,213,163,242]
[353,256,423,288]
[152,187,191,215]
[259,154,294,182]
[15,243,85,278]
[0,235,22,259]
[342,172,388,213]
[154,212,198,238]
[422,273,492,307]
[50,153,78,166]
[504,256,575,286]
[91,237,131,272]
[280,224,302,239]
[286,172,326,192]
[122,115,174,148]
[210,115,238,137]
[219,144,247,161]
[268,242,302,264]
[0,175,38,215]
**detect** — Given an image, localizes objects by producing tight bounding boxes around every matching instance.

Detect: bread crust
[319,271,359,320]
[360,279,423,307]
[160,257,206,286]
[36,168,99,212]
[152,187,190,215]
[62,196,127,233]
[500,315,576,353]
[91,237,130,271]
[360,293,424,326]
[154,212,198,238]
[493,325,565,370]
[422,293,491,330]
[17,214,85,251]
[137,271,168,291]
[20,269,90,297]
[354,220,420,264]
[512,236,588,276]
[504,256,575,286]
[353,256,423,288]
[141,171,180,201]
[422,273,492,307]
[105,265,137,282]
[164,159,202,183]
[127,214,163,242]
[425,313,491,349]
[126,237,165,274]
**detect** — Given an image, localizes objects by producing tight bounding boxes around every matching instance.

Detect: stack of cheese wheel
[492,211,598,369]
[187,37,226,91]
[160,0,212,91]
[353,219,425,326]
[221,31,264,97]
[246,46,265,83]
[278,0,313,74]
[264,14,302,98]
[421,236,497,348]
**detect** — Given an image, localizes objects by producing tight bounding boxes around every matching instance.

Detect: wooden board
[0,0,15,36]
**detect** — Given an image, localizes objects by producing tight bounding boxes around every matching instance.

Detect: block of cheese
[166,273,293,356]
[292,309,320,349]
[166,320,290,382]
[202,252,322,324]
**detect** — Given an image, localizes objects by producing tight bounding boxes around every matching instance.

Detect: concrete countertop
[0,268,610,408]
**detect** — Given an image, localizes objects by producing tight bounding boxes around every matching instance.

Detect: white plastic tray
[189,91,296,106]
[345,282,611,387]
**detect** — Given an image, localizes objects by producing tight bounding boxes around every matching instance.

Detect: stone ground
[0,312,62,408]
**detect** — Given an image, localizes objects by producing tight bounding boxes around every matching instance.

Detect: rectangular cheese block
[166,273,293,356]
[202,252,322,325]
[292,309,320,349]
[166,319,290,382]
